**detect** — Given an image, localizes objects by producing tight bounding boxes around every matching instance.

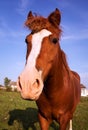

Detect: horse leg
[68,120,72,130]
[38,113,52,130]
[59,115,71,130]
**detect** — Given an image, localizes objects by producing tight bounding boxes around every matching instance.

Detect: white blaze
[26,29,52,69]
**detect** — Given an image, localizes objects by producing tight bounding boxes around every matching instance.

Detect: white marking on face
[26,29,52,69]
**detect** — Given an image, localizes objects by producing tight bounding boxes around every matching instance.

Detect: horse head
[17,8,61,100]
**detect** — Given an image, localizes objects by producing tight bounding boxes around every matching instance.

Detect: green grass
[0,90,88,130]
[73,97,88,130]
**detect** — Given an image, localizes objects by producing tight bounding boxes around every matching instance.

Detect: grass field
[0,90,88,130]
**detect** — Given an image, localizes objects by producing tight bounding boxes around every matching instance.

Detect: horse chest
[36,93,66,121]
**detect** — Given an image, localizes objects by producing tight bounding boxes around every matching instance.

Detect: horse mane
[61,50,70,74]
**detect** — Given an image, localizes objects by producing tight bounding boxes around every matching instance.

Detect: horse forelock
[25,14,61,36]
[25,16,47,32]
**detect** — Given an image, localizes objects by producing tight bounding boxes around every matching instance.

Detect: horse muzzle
[17,67,44,100]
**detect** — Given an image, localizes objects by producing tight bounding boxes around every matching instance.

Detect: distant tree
[4,77,11,87]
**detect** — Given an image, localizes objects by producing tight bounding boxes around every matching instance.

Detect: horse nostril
[18,77,22,90]
[36,79,39,85]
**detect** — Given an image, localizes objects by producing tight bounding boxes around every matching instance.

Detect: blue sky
[0,0,88,88]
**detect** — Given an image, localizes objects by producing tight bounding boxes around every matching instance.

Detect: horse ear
[27,11,33,19]
[48,8,61,26]
[25,11,34,27]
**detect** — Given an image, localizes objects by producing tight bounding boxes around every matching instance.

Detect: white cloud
[61,25,88,41]
[16,0,29,15]
[0,18,27,43]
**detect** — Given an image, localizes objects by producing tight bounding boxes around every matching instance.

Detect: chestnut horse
[17,8,81,130]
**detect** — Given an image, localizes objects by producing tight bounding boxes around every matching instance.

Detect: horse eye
[52,38,58,44]
[49,35,58,44]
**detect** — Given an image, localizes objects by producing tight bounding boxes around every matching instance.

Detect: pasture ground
[0,90,88,130]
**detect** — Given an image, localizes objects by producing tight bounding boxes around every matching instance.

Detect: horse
[17,8,81,130]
